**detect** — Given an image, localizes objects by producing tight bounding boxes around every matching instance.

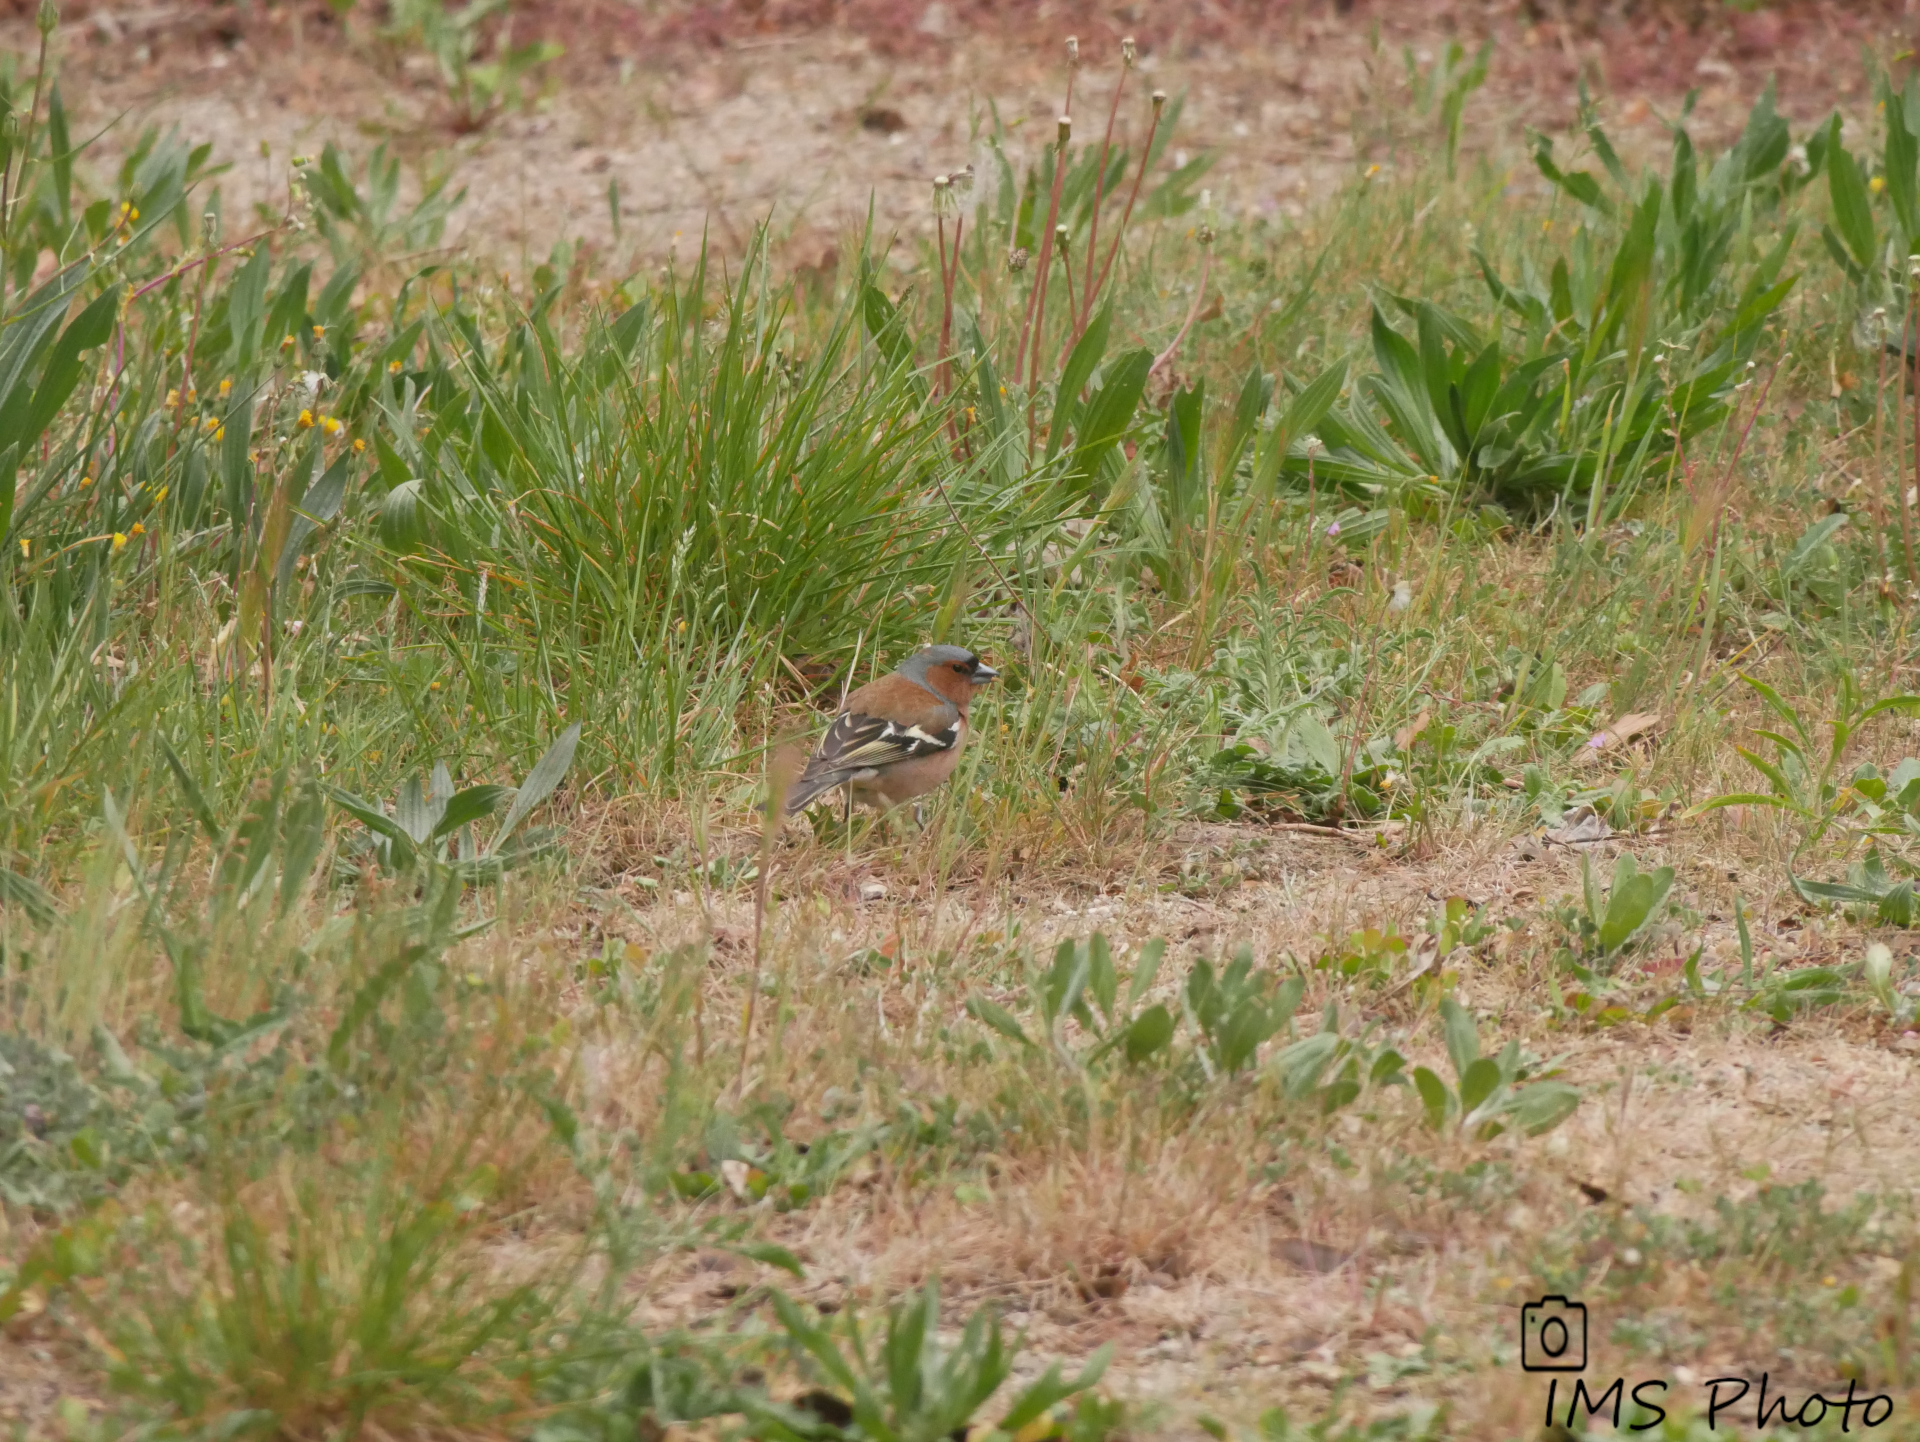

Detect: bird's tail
[782,770,845,815]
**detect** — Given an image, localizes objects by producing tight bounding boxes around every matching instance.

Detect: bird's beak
[971,663,999,685]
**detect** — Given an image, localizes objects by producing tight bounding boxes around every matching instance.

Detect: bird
[783,645,998,822]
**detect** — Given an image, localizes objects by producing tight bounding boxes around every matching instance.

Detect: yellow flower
[18,538,28,558]
[166,388,180,407]
[320,415,342,435]
[312,324,326,340]
[1367,163,1382,177]
[1871,175,1887,195]
[219,378,232,397]
[388,360,404,374]
[352,438,367,453]
[367,750,382,763]
[281,334,296,350]
[130,522,146,536]
[153,485,169,504]
[79,475,93,488]
[213,426,225,441]
[111,532,128,552]
[297,409,315,429]
[204,415,219,431]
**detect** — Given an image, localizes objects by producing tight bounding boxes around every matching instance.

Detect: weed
[1551,849,1677,975]
[758,1281,1117,1442]
[382,0,563,134]
[1410,998,1581,1139]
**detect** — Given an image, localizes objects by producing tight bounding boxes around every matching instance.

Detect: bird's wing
[813,710,960,772]
[784,710,961,812]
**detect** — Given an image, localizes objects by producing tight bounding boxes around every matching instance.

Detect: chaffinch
[784,645,998,819]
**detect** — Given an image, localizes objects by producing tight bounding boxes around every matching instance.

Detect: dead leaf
[1394,707,1433,753]
[719,1159,760,1201]
[1576,711,1661,765]
[1381,932,1439,999]
[1544,805,1612,846]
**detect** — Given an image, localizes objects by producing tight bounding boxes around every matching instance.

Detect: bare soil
[15,0,1913,268]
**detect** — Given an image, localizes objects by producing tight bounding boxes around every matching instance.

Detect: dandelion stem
[1055,230,1078,339]
[1149,245,1212,378]
[1090,95,1165,311]
[1016,115,1073,400]
[1076,54,1131,340]
[130,226,285,302]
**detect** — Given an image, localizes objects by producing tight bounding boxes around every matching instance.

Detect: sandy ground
[586,814,1920,1431]
[13,0,1911,271]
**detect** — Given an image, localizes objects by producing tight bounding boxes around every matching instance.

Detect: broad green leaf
[1086,932,1117,1024]
[999,1344,1113,1433]
[1821,224,1866,284]
[275,454,351,593]
[323,786,417,872]
[1826,125,1875,269]
[395,775,434,846]
[1505,1081,1583,1136]
[1046,301,1111,459]
[489,722,581,854]
[1122,1005,1174,1065]
[14,288,116,477]
[1889,90,1920,247]
[1067,346,1151,491]
[432,784,513,841]
[379,478,429,553]
[1598,858,1672,953]
[1783,512,1847,575]
[1458,1056,1502,1113]
[1413,1066,1453,1130]
[965,996,1032,1047]
[1532,138,1615,215]
[1273,1031,1340,1098]
[1599,873,1655,952]
[1126,937,1168,1007]
[1439,996,1479,1078]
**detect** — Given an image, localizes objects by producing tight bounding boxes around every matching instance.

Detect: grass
[6,16,1920,1441]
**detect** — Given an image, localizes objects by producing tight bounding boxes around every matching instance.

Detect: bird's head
[901,645,998,705]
